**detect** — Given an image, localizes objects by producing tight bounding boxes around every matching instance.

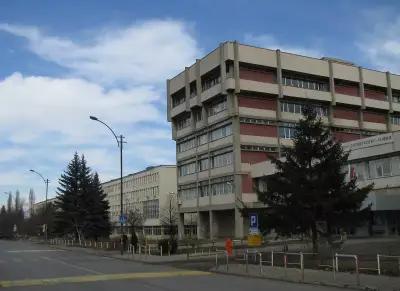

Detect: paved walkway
[213,263,400,291]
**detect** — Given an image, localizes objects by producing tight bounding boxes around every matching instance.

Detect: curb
[211,269,378,291]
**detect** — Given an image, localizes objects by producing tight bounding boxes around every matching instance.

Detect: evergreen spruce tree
[83,172,111,240]
[258,106,373,252]
[55,152,84,242]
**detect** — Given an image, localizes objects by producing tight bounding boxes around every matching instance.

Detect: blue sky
[0,0,399,206]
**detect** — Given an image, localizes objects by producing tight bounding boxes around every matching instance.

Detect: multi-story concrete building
[252,131,400,236]
[167,41,400,239]
[101,165,177,238]
[32,197,58,214]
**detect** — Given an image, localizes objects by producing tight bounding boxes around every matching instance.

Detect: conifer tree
[55,152,83,242]
[257,106,373,252]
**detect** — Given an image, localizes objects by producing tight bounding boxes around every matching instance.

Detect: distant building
[101,165,179,238]
[167,41,400,239]
[32,197,58,214]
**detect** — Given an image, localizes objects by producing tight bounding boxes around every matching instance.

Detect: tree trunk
[311,223,318,253]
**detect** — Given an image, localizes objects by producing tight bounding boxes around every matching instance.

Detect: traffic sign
[119,215,127,224]
[249,213,258,228]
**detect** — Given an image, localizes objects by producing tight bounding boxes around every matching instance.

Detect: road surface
[0,239,342,290]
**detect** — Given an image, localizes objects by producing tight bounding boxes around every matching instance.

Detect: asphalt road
[0,239,343,291]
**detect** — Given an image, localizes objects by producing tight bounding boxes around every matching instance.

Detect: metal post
[332,256,336,280]
[271,251,274,267]
[259,253,263,273]
[45,179,48,241]
[300,252,304,282]
[335,253,339,272]
[215,253,218,269]
[119,134,124,256]
[355,255,360,286]
[226,251,229,272]
[377,254,381,275]
[284,254,287,278]
[160,246,163,256]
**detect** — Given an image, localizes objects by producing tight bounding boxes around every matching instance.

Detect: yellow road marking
[0,270,211,288]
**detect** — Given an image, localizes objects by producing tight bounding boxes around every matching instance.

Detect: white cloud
[0,20,201,85]
[244,33,322,58]
[0,19,199,197]
[356,10,400,74]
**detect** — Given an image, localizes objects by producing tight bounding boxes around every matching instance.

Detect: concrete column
[178,212,185,240]
[276,49,283,99]
[209,210,216,240]
[386,71,393,113]
[167,79,171,122]
[328,60,336,105]
[234,207,245,239]
[220,42,227,93]
[359,67,366,110]
[233,41,240,93]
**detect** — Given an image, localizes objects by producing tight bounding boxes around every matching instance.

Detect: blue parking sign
[249,213,258,228]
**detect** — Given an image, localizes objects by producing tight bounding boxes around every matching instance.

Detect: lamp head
[29,169,34,172]
[89,116,98,121]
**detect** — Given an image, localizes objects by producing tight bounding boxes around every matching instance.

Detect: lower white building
[251,131,400,237]
[101,165,179,238]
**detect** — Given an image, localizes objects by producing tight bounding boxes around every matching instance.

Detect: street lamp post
[90,115,125,255]
[29,169,49,241]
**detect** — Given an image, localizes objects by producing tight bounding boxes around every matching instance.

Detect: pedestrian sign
[119,215,127,224]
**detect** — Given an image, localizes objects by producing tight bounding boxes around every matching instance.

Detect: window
[391,115,400,125]
[177,138,196,153]
[282,75,329,91]
[279,123,297,139]
[198,158,209,171]
[179,188,197,201]
[178,162,196,176]
[392,94,400,103]
[349,162,366,181]
[176,115,191,130]
[171,89,185,107]
[199,185,209,197]
[197,133,208,145]
[210,180,233,196]
[143,199,159,219]
[281,101,328,116]
[190,81,197,98]
[207,96,227,117]
[202,69,221,92]
[193,110,202,123]
[368,158,391,178]
[210,124,232,141]
[211,152,233,168]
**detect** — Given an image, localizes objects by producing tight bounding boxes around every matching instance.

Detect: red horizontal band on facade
[238,95,277,110]
[241,151,277,164]
[363,111,386,123]
[333,106,359,120]
[364,89,386,101]
[333,131,361,142]
[335,84,360,97]
[239,67,276,83]
[241,174,254,193]
[240,123,278,137]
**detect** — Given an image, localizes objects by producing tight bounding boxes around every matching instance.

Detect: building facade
[32,197,58,214]
[101,165,178,238]
[167,41,400,239]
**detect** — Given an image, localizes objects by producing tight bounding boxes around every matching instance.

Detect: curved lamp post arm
[89,116,119,147]
[29,169,46,183]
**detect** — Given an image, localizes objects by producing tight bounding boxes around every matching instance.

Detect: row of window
[207,96,227,116]
[102,173,159,194]
[282,75,329,91]
[177,124,232,153]
[178,151,233,176]
[350,156,400,181]
[391,115,400,125]
[179,180,234,200]
[202,75,221,92]
[176,115,191,130]
[280,101,328,117]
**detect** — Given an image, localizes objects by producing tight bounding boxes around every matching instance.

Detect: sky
[0,0,400,206]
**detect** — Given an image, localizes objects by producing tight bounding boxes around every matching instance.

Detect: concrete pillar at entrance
[209,210,218,239]
[178,213,184,240]
[234,207,245,238]
[197,212,209,239]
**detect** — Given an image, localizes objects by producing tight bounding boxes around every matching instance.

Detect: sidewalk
[213,263,400,291]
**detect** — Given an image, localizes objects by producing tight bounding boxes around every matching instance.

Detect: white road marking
[40,256,103,275]
[6,250,64,253]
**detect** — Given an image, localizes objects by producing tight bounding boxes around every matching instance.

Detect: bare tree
[126,204,143,249]
[160,194,178,253]
[28,189,35,217]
